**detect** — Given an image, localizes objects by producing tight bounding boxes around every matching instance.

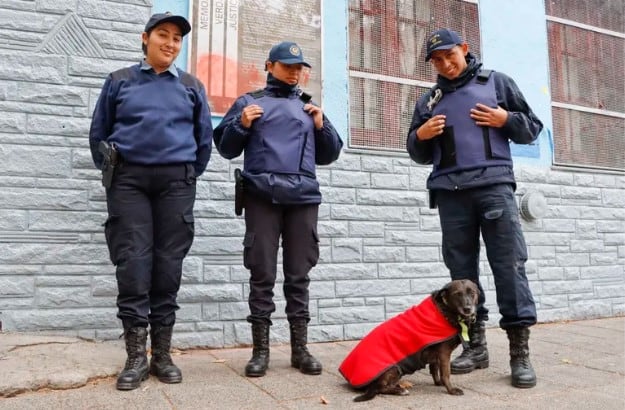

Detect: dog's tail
[353,387,377,402]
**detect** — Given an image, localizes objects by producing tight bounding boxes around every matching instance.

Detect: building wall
[480,0,553,167]
[0,0,622,348]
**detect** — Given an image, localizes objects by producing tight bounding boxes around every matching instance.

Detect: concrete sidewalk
[0,317,623,409]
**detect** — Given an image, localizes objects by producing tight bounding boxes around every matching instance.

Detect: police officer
[89,12,213,390]
[213,41,343,377]
[406,29,543,388]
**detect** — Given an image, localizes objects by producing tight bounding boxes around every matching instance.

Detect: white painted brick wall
[0,1,623,348]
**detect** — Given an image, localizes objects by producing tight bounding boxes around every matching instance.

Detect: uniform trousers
[104,163,196,329]
[436,183,537,329]
[242,195,320,324]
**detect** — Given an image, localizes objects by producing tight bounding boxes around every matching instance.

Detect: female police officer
[89,12,213,390]
[213,41,343,377]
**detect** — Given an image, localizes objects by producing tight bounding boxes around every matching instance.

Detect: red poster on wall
[191,0,322,115]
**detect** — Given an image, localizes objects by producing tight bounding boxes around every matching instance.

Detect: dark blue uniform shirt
[89,62,213,177]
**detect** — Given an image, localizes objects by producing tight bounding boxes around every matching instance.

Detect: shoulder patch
[110,67,135,82]
[179,70,202,89]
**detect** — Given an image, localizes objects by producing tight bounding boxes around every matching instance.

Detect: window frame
[545,12,625,171]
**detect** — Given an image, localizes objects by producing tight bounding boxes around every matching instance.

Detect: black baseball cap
[267,41,311,67]
[144,12,191,36]
[425,28,463,61]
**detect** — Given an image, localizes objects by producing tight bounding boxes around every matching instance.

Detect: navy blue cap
[145,12,191,36]
[425,28,463,61]
[267,41,311,67]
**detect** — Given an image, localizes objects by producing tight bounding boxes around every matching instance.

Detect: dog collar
[458,318,470,343]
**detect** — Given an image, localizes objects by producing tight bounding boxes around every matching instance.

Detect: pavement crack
[8,341,76,352]
[159,389,177,409]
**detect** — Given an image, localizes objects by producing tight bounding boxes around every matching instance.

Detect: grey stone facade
[0,1,623,348]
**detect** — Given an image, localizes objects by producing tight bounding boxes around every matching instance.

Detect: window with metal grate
[546,0,625,171]
[347,0,481,151]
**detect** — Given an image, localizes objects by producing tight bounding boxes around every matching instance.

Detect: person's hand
[470,103,508,128]
[416,114,446,140]
[304,103,324,129]
[240,104,264,128]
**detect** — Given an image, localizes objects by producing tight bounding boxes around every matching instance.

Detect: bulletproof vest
[430,70,513,178]
[242,91,316,177]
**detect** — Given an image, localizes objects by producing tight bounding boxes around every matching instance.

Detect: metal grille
[546,2,625,171]
[552,107,625,170]
[348,0,480,150]
[548,23,624,113]
[545,0,625,32]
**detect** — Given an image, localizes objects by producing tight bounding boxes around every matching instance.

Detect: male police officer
[406,29,543,388]
[213,41,342,377]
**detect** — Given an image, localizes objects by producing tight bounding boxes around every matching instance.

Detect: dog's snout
[459,288,478,318]
[462,306,475,316]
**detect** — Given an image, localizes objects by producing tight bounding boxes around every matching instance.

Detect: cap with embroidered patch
[267,41,311,67]
[425,28,463,61]
[145,12,191,36]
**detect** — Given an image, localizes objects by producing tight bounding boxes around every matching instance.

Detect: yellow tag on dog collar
[459,320,469,342]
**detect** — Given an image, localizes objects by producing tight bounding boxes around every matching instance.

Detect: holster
[98,141,120,189]
[234,168,245,216]
[428,189,437,209]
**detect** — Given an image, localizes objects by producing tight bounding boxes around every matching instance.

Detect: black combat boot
[149,325,182,383]
[451,321,489,374]
[289,319,322,375]
[507,327,537,388]
[116,327,149,391]
[245,322,270,377]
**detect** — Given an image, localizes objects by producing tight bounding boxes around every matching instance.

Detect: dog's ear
[437,281,453,305]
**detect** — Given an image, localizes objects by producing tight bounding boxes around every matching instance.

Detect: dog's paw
[449,387,464,395]
[399,388,409,396]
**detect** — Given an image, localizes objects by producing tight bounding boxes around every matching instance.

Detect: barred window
[546,0,625,171]
[348,0,480,150]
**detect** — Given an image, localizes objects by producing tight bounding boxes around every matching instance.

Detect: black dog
[339,279,479,402]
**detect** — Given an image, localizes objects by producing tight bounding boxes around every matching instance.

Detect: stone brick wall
[0,0,152,338]
[0,1,623,348]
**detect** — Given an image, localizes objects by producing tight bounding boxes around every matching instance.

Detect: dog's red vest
[339,296,458,387]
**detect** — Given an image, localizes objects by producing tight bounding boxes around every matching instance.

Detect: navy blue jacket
[406,54,543,191]
[213,74,343,204]
[89,63,213,176]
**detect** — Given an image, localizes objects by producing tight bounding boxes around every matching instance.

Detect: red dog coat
[339,295,459,387]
